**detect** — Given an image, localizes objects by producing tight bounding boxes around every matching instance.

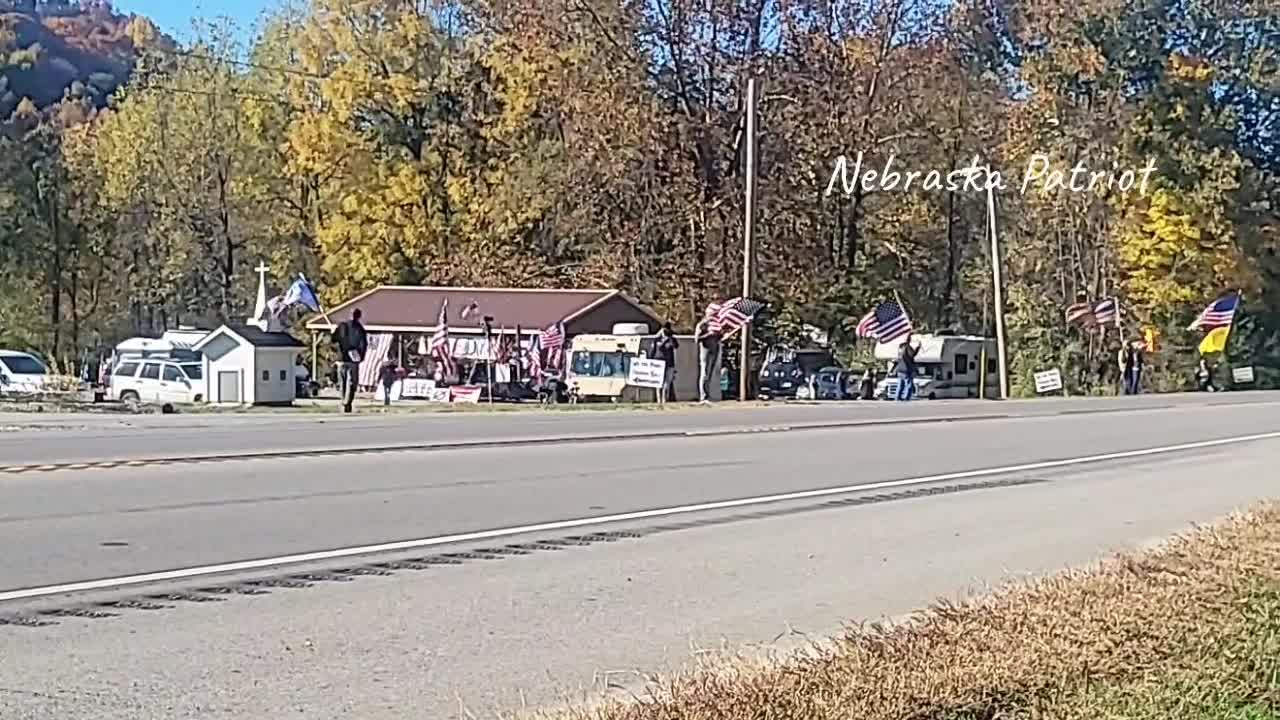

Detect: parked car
[110,357,204,404]
[758,348,837,399]
[0,350,51,395]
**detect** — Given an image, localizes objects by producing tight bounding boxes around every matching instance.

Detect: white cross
[255,261,270,280]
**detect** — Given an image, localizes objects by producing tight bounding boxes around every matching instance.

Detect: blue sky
[115,0,270,40]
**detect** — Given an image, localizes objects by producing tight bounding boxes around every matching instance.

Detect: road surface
[1,391,1274,467]
[1,396,1278,718]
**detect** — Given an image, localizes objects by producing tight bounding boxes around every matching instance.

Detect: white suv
[0,350,51,395]
[111,358,204,405]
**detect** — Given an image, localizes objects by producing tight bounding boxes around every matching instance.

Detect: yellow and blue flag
[1198,327,1229,355]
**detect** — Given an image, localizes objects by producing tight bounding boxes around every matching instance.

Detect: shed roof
[195,324,305,350]
[304,286,659,333]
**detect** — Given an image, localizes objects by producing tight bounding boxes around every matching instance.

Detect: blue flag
[282,274,322,313]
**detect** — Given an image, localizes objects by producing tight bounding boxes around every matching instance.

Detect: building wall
[204,342,255,405]
[567,296,660,335]
[253,348,298,405]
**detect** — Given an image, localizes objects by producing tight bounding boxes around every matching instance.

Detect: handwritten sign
[399,378,436,399]
[1232,366,1255,384]
[627,358,666,389]
[1033,368,1064,394]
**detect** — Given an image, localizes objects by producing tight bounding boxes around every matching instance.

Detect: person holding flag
[694,304,722,404]
[855,297,916,400]
[1191,291,1241,358]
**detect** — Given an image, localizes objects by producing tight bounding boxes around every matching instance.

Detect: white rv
[873,334,999,400]
[566,323,710,402]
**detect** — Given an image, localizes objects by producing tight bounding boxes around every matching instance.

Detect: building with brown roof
[305,286,660,337]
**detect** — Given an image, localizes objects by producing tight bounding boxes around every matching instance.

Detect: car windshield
[181,364,203,380]
[0,355,47,375]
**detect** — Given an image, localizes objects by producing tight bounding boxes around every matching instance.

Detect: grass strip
[549,503,1280,720]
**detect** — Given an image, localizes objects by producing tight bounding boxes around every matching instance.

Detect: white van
[873,334,999,400]
[110,357,204,404]
[0,350,51,395]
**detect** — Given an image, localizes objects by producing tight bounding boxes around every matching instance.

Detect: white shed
[194,324,305,406]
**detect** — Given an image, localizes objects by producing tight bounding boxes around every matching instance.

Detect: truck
[565,324,715,402]
[873,333,999,400]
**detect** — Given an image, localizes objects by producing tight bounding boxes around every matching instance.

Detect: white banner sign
[627,358,666,389]
[450,385,483,403]
[1033,368,1064,394]
[399,378,437,398]
[1232,366,1255,384]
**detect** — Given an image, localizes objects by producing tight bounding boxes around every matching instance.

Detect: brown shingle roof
[305,286,656,333]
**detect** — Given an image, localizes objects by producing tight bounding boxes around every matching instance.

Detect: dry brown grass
[545,503,1280,720]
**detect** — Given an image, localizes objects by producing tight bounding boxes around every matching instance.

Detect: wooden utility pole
[739,76,759,402]
[986,183,1010,399]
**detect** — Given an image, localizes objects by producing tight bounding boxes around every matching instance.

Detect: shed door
[217,371,241,404]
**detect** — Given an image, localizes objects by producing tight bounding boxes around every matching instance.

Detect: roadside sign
[627,358,666,389]
[1232,366,1255,384]
[1034,368,1064,394]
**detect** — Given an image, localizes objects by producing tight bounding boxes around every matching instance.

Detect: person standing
[1118,344,1131,395]
[332,308,368,413]
[294,354,311,398]
[379,358,398,407]
[1129,340,1145,395]
[1197,358,1217,392]
[654,322,679,404]
[894,334,920,402]
[694,308,721,404]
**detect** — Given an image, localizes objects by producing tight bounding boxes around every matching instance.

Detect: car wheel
[119,390,140,403]
[928,392,937,400]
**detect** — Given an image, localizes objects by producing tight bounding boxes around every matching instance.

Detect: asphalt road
[1,390,1275,466]
[1,400,1279,718]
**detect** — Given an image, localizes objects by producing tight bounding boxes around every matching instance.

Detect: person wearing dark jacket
[654,322,679,403]
[332,308,369,413]
[379,359,398,406]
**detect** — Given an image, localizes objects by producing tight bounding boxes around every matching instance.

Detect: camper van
[873,334,999,400]
[566,324,711,402]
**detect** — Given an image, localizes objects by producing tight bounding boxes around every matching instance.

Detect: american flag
[430,299,454,376]
[358,333,394,388]
[495,327,515,364]
[1092,297,1119,326]
[855,299,913,343]
[1065,301,1096,327]
[708,297,765,334]
[526,333,543,380]
[1189,292,1240,331]
[541,321,565,370]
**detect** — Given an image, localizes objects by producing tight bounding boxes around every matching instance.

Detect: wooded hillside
[1,0,1277,394]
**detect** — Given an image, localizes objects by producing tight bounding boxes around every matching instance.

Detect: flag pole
[483,318,494,404]
[1224,289,1242,368]
[986,182,1010,400]
[739,75,760,403]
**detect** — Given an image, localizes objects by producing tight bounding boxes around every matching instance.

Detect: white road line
[3,430,1279,604]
